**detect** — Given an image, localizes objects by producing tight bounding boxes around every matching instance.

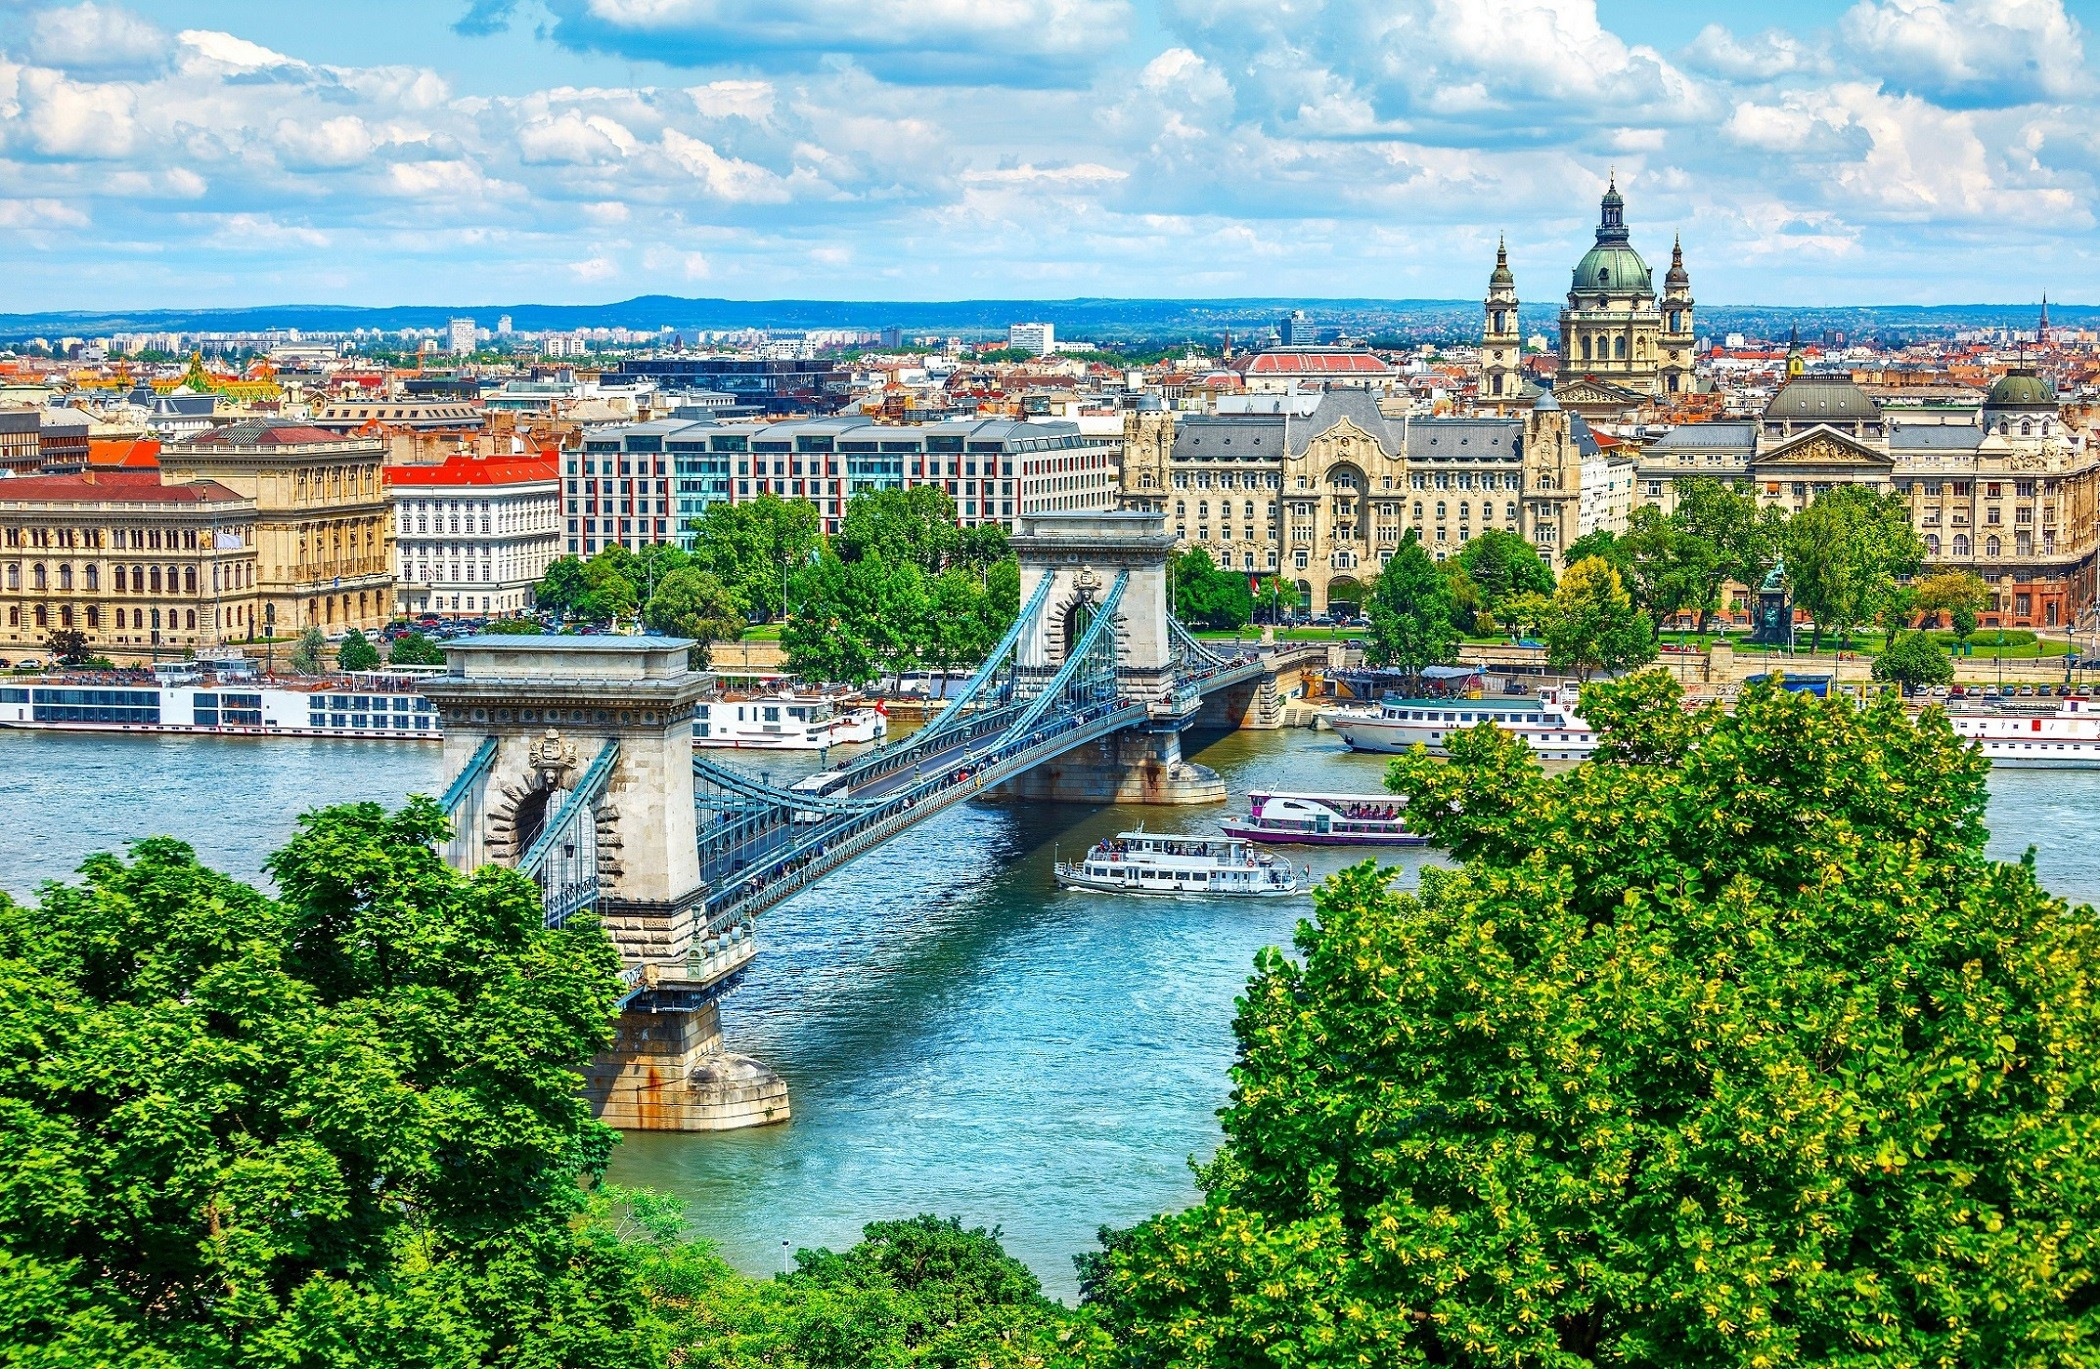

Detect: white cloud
[568,253,618,280]
[175,29,301,76]
[1682,24,1828,81]
[29,3,166,78]
[16,69,137,159]
[1839,0,2086,104]
[659,127,793,202]
[687,80,775,121]
[274,116,376,171]
[0,198,93,229]
[519,110,639,163]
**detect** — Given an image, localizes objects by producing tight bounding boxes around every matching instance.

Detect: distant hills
[0,295,2085,344]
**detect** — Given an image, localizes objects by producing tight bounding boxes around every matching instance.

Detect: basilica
[1481,175,1695,407]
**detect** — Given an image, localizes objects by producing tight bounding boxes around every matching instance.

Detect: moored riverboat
[0,673,441,740]
[1946,695,2100,767]
[1220,790,1425,846]
[1055,828,1303,896]
[1328,686,1596,759]
[694,691,886,750]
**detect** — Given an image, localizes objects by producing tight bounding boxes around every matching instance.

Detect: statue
[1748,560,1792,646]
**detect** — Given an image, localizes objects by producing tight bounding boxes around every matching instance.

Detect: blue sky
[0,0,2094,311]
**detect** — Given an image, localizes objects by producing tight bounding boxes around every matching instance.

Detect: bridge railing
[437,735,499,870]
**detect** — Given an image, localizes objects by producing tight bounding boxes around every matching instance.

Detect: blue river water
[3,726,2097,1299]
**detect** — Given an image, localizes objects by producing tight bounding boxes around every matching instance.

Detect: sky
[0,0,2095,312]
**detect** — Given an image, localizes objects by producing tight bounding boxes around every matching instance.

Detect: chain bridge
[422,512,1328,1131]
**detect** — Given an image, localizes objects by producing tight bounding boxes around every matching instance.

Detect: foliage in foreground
[0,801,645,1367]
[1093,671,2100,1367]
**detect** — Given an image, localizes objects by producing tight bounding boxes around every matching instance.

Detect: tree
[1783,484,1924,652]
[1173,547,1254,631]
[1915,569,1989,654]
[534,555,590,622]
[1561,527,1625,573]
[1618,503,1715,639]
[336,628,380,671]
[1540,554,1653,682]
[288,625,327,674]
[1365,531,1458,673]
[835,484,963,576]
[1873,629,1954,689]
[1671,478,1769,633]
[1455,528,1554,623]
[0,802,649,1367]
[643,567,743,668]
[483,616,544,636]
[388,630,446,666]
[43,626,90,666]
[689,495,823,622]
[577,553,641,626]
[1098,674,2100,1368]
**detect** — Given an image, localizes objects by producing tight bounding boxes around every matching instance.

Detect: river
[3,727,2096,1299]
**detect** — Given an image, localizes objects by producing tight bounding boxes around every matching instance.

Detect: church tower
[1659,234,1694,396]
[1557,172,1665,397]
[1481,235,1521,405]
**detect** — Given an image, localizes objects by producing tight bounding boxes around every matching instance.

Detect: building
[1517,175,1694,402]
[1633,370,2099,632]
[1480,237,1523,403]
[389,453,561,618]
[311,396,485,434]
[1229,348,1398,395]
[1119,388,1631,615]
[0,410,41,475]
[448,317,478,357]
[613,357,849,414]
[36,408,92,471]
[564,414,1119,556]
[1279,310,1313,346]
[0,470,259,660]
[1008,322,1054,357]
[157,421,393,635]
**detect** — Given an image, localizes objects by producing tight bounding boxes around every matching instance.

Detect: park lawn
[1191,626,1359,641]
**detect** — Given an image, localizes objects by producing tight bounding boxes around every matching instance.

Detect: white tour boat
[694,691,887,750]
[1945,696,2100,767]
[1220,791,1425,846]
[1054,828,1303,897]
[1328,687,1596,760]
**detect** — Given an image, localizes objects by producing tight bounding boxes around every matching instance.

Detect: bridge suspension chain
[518,738,622,928]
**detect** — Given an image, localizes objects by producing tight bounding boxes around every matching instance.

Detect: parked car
[15,657,43,670]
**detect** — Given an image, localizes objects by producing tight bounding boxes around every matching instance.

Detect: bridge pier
[995,721,1225,805]
[582,1002,789,1131]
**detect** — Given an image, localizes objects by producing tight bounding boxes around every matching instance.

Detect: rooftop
[0,471,246,506]
[387,454,560,487]
[181,419,380,448]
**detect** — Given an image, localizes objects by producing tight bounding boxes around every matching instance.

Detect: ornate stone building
[0,471,260,660]
[1121,389,1634,615]
[1481,176,1695,408]
[1632,369,2099,632]
[158,421,393,634]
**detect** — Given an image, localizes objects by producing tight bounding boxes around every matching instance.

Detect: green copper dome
[1571,243,1652,294]
[1985,369,2056,408]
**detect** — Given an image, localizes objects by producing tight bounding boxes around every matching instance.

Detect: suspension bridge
[421,512,1327,1131]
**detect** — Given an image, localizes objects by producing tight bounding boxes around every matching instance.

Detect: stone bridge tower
[423,637,787,1133]
[1001,510,1224,804]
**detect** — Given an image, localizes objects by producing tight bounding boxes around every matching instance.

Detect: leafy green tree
[483,616,545,636]
[649,1214,1105,1369]
[781,550,927,687]
[1541,554,1653,682]
[690,495,823,622]
[836,485,963,576]
[1618,504,1715,639]
[1873,628,1955,689]
[1365,531,1458,673]
[535,555,591,622]
[1783,484,1924,652]
[643,567,743,668]
[289,625,327,675]
[576,553,642,625]
[1099,673,2100,1369]
[1455,528,1553,623]
[43,627,91,666]
[388,630,446,666]
[1173,547,1254,631]
[0,802,648,1368]
[1672,477,1773,633]
[336,627,380,671]
[1915,569,1989,655]
[1561,527,1625,573]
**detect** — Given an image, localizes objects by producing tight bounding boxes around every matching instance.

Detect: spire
[2039,292,2051,343]
[1785,323,1804,380]
[1665,231,1689,291]
[1489,233,1514,288]
[1597,170,1627,242]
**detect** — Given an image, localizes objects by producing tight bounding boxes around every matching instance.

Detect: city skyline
[0,0,2094,311]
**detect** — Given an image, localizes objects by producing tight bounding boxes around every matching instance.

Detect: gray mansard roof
[1888,423,1985,453]
[1647,421,1756,457]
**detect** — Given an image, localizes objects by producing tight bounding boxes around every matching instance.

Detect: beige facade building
[1120,389,1634,615]
[158,421,393,635]
[0,471,260,660]
[1634,369,2098,632]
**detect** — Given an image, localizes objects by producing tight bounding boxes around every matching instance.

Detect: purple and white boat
[1219,791,1425,847]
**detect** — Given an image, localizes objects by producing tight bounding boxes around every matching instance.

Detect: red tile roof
[88,438,161,469]
[1233,350,1396,376]
[385,454,560,487]
[0,471,246,504]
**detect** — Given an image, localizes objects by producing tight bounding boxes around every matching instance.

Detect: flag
[214,530,243,549]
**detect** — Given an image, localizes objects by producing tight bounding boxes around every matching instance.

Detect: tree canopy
[0,801,647,1368]
[644,567,744,668]
[1873,628,1955,689]
[1095,671,2100,1368]
[1173,547,1254,632]
[1454,529,1553,628]
[336,628,380,672]
[1783,484,1924,651]
[1540,554,1653,682]
[688,496,824,623]
[1365,531,1457,673]
[387,630,446,666]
